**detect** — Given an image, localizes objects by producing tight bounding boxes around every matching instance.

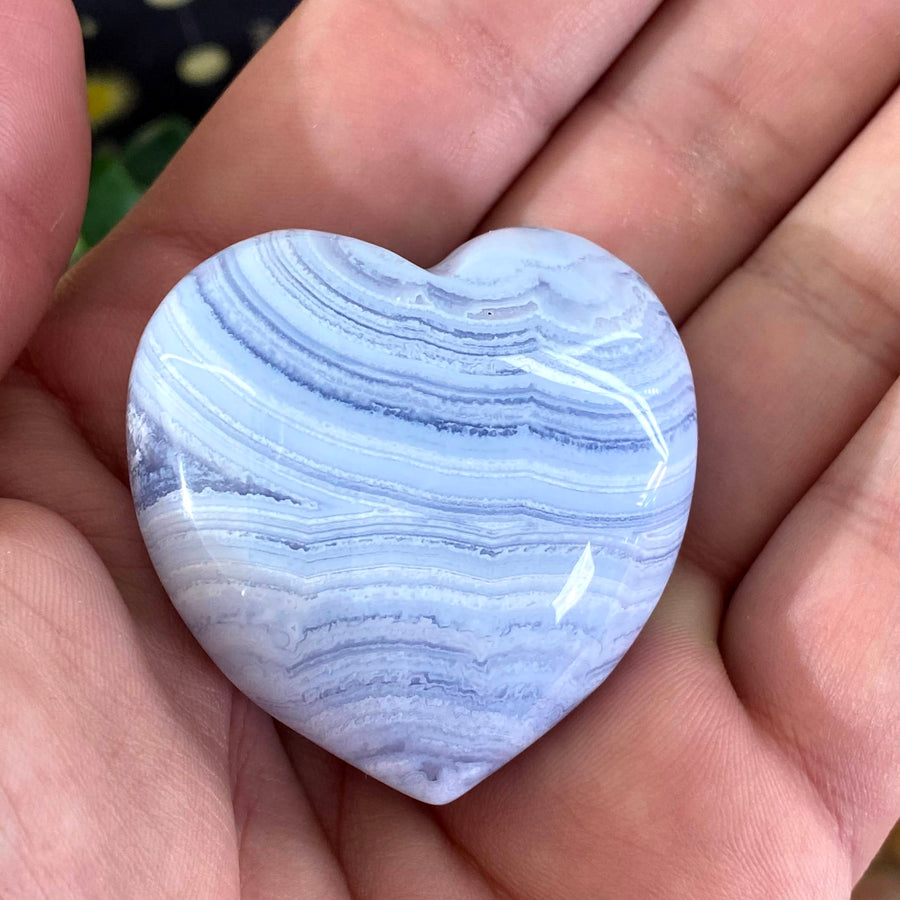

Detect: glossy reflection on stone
[127,227,697,804]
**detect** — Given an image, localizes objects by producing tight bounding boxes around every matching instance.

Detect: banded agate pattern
[127,227,697,804]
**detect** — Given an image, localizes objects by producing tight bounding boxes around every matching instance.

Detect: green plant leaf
[81,152,143,246]
[69,234,91,267]
[122,115,193,189]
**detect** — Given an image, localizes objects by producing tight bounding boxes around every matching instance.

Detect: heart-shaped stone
[127,227,696,804]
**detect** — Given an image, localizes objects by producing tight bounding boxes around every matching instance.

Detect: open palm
[2,0,898,896]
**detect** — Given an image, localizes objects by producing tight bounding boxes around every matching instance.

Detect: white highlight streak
[552,542,595,624]
[505,352,669,462]
[160,353,258,396]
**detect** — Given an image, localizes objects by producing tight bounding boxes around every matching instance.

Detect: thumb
[0,0,89,378]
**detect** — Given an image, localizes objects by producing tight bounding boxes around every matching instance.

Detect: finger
[679,86,900,585]
[0,0,89,378]
[0,500,236,894]
[481,0,900,323]
[0,368,190,614]
[228,697,353,900]
[329,768,501,899]
[722,377,900,880]
[26,0,663,473]
[0,371,235,743]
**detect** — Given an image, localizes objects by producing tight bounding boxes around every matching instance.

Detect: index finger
[28,0,663,472]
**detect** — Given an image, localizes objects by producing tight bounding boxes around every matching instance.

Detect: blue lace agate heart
[127,227,696,804]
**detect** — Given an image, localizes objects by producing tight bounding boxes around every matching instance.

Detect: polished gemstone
[127,227,697,804]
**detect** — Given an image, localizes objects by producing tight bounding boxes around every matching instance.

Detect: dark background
[75,0,298,141]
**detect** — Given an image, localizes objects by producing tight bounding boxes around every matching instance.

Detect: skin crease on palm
[0,0,898,895]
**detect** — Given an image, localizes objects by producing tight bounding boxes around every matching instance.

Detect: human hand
[2,0,898,896]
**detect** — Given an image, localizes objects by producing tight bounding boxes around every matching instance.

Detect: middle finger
[484,0,900,322]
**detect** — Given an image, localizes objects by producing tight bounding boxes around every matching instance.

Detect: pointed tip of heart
[362,760,496,806]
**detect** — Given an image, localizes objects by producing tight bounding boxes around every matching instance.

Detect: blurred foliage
[72,115,192,264]
[80,152,143,247]
[121,115,193,187]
